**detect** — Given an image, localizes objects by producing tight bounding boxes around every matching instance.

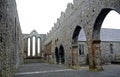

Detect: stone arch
[71,25,87,66]
[91,8,120,70]
[72,26,82,44]
[59,45,65,64]
[93,8,112,40]
[71,26,82,66]
[93,8,120,40]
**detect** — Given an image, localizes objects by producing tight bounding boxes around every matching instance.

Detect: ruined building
[0,0,120,77]
[23,30,46,61]
[44,0,120,71]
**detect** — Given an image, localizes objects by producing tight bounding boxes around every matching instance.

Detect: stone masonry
[0,0,120,77]
[0,0,24,77]
[44,0,120,71]
[23,30,46,59]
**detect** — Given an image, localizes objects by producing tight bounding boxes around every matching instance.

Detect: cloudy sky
[16,0,120,34]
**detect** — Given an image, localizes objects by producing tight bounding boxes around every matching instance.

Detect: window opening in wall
[110,44,113,54]
[38,38,40,56]
[79,44,84,55]
[33,36,35,56]
[28,38,30,56]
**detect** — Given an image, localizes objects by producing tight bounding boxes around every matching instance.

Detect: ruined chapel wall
[0,0,23,77]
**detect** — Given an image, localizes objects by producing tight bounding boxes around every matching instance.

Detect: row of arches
[72,9,120,44]
[55,45,65,64]
[71,9,120,70]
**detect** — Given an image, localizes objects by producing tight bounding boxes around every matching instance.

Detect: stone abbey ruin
[0,0,120,77]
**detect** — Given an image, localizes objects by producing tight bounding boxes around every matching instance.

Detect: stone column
[87,41,93,69]
[72,48,74,66]
[35,37,38,56]
[76,50,79,66]
[30,37,33,57]
[88,40,103,71]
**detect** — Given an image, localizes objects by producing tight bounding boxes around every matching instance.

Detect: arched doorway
[55,47,59,64]
[91,8,120,70]
[59,45,65,64]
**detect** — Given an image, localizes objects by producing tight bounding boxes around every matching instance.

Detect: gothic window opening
[38,38,40,56]
[32,36,35,56]
[28,38,30,56]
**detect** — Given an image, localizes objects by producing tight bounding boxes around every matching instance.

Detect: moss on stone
[89,68,104,72]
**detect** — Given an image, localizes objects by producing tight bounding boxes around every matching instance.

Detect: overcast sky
[16,0,120,34]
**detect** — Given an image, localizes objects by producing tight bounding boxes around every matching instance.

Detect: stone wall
[44,0,120,70]
[0,0,24,77]
[77,41,120,65]
[23,30,46,59]
[101,42,120,63]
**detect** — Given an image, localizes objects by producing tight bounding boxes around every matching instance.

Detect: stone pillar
[72,48,74,66]
[35,37,38,56]
[76,50,79,66]
[30,37,33,56]
[88,40,103,71]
